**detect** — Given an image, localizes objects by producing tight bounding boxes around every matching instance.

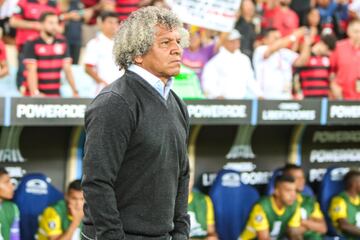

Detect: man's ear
[134,56,143,64]
[274,187,279,197]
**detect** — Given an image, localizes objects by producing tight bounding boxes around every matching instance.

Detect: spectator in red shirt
[10,0,61,51]
[0,36,9,78]
[22,12,78,97]
[10,0,83,89]
[262,0,299,36]
[331,19,360,100]
[115,0,140,21]
[296,33,337,98]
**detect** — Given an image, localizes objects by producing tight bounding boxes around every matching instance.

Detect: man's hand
[69,204,84,224]
[293,27,307,38]
[330,81,343,100]
[31,91,46,97]
[72,90,79,98]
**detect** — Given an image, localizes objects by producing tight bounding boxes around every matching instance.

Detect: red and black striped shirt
[13,0,60,50]
[22,36,71,97]
[297,54,331,98]
[115,0,140,21]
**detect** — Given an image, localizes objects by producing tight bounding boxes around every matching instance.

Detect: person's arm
[204,196,218,240]
[263,27,306,59]
[0,60,8,78]
[25,62,43,96]
[301,218,327,235]
[84,40,108,85]
[251,204,271,240]
[63,59,79,97]
[293,35,312,67]
[256,230,271,240]
[300,202,327,234]
[85,64,108,85]
[0,41,9,78]
[9,17,42,31]
[47,203,84,240]
[82,93,134,240]
[337,218,360,236]
[287,205,303,240]
[171,106,190,240]
[287,227,303,240]
[329,45,343,99]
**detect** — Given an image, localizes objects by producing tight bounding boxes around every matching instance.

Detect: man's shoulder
[86,36,102,47]
[24,36,42,46]
[253,45,268,58]
[2,200,18,212]
[42,205,61,219]
[336,39,351,49]
[89,72,139,109]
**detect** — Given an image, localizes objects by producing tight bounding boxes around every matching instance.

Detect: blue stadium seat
[209,169,259,240]
[13,173,64,240]
[266,167,314,196]
[319,167,347,237]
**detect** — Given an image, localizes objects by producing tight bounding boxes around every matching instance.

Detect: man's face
[317,0,330,7]
[66,189,84,212]
[307,9,320,27]
[101,17,119,38]
[275,182,297,206]
[0,174,14,200]
[288,169,305,193]
[241,0,255,17]
[265,30,281,45]
[223,38,241,53]
[42,15,59,37]
[137,25,183,81]
[348,22,360,44]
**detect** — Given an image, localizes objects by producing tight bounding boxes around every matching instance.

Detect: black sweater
[82,71,190,240]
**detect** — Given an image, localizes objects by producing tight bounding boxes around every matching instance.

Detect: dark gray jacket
[81,71,190,240]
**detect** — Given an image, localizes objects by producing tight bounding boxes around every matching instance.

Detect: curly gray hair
[113,6,189,70]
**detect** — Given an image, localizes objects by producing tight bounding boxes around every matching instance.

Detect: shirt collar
[219,47,241,56]
[270,196,286,216]
[98,32,113,43]
[128,64,173,100]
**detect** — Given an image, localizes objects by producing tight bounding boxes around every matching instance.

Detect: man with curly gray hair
[82,6,191,240]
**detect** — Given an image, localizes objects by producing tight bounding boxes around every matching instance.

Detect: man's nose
[171,42,182,55]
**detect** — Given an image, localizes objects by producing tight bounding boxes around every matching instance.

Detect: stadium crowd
[1,0,360,240]
[0,0,360,99]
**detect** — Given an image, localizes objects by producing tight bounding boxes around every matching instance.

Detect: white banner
[167,0,241,32]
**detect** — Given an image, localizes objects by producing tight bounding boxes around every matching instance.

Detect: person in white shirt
[84,11,123,95]
[202,29,262,99]
[349,0,360,19]
[253,27,310,99]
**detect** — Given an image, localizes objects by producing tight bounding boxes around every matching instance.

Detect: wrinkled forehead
[155,25,181,38]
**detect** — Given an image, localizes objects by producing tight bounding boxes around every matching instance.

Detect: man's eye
[161,41,169,45]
